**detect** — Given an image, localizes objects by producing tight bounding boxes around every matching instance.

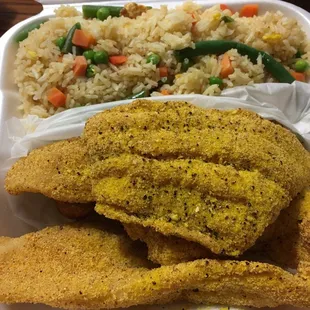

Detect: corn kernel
[27,50,37,60]
[213,12,221,21]
[262,33,282,43]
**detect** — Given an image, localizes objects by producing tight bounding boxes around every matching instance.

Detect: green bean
[176,40,295,84]
[55,36,66,50]
[126,90,149,99]
[15,21,45,42]
[94,51,109,64]
[209,76,223,86]
[86,64,96,78]
[221,16,234,23]
[62,22,81,54]
[82,5,123,18]
[97,7,111,21]
[295,59,309,72]
[147,53,161,65]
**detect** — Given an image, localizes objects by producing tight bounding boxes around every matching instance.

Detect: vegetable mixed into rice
[14,2,310,117]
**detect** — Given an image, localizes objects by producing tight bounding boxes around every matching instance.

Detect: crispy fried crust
[1,225,310,309]
[94,154,289,256]
[5,138,93,203]
[124,190,310,267]
[84,100,310,197]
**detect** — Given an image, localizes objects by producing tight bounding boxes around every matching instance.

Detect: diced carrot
[191,13,197,25]
[73,55,88,77]
[240,4,259,17]
[220,4,234,14]
[220,53,234,78]
[58,55,63,62]
[159,66,168,77]
[161,89,170,95]
[291,71,306,82]
[109,55,128,65]
[47,87,66,108]
[72,29,96,49]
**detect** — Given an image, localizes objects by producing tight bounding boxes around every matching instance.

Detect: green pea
[295,59,309,72]
[181,58,194,72]
[146,53,161,65]
[96,7,111,21]
[209,76,223,86]
[83,50,95,62]
[94,51,109,64]
[55,36,66,50]
[86,64,97,78]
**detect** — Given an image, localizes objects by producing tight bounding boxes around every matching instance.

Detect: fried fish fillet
[5,138,93,203]
[124,190,310,267]
[94,154,289,256]
[87,100,310,256]
[1,225,310,309]
[84,100,310,197]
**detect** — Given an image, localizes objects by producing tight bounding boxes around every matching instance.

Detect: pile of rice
[14,2,310,117]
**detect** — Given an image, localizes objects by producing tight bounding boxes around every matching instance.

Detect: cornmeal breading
[124,190,310,267]
[1,225,310,309]
[84,100,310,197]
[5,138,93,203]
[94,154,289,256]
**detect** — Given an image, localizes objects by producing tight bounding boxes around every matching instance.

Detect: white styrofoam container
[0,1,310,310]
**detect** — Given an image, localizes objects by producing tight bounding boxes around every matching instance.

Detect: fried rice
[14,2,310,117]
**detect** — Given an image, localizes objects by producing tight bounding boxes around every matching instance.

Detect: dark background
[0,0,309,36]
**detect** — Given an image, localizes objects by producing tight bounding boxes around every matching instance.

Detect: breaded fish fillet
[124,190,310,267]
[5,138,93,203]
[94,154,289,256]
[1,225,310,309]
[84,100,310,197]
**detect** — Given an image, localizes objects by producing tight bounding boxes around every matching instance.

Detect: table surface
[0,0,309,36]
